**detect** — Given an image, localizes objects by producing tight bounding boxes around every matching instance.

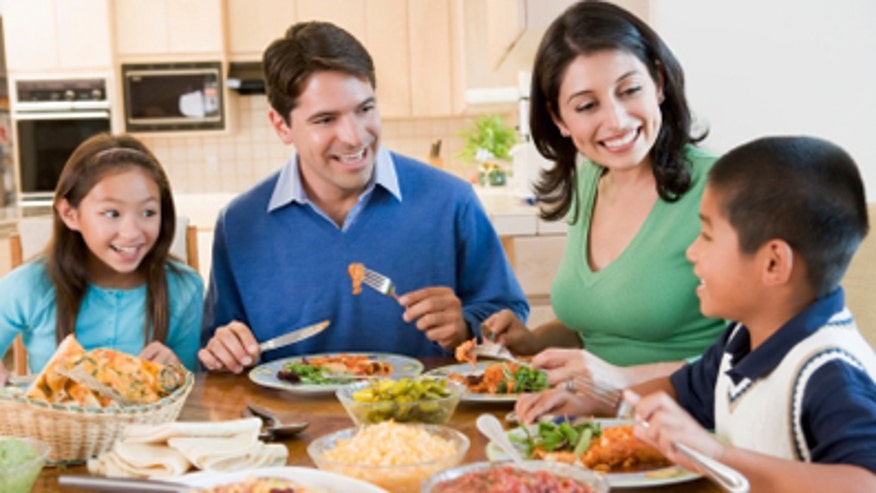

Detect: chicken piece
[455,337,478,367]
[348,262,365,295]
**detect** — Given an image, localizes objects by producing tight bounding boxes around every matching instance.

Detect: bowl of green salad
[0,436,51,493]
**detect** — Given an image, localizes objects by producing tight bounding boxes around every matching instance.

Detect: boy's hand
[627,390,727,472]
[139,341,182,367]
[398,287,468,349]
[198,320,261,373]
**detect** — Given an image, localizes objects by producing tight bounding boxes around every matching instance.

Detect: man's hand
[398,287,468,349]
[198,321,260,373]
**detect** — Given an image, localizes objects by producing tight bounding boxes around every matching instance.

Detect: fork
[616,398,750,492]
[362,268,398,299]
[563,373,624,413]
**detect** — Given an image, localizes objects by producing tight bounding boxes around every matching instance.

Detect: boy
[630,136,876,491]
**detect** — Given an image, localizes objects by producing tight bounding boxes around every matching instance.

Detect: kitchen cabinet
[225,0,297,59]
[2,0,112,73]
[504,234,565,328]
[113,0,224,59]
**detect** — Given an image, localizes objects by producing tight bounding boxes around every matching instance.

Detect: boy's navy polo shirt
[671,288,876,471]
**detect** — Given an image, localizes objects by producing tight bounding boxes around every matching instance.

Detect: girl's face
[58,166,162,288]
[552,49,664,171]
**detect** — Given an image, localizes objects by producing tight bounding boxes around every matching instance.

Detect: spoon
[476,413,525,465]
[243,403,309,440]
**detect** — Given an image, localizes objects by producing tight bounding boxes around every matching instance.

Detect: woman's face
[552,49,664,171]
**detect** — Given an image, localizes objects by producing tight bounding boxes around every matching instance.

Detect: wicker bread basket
[0,371,193,464]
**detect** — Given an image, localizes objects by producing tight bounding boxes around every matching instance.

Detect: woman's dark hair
[530,0,706,221]
[50,133,177,345]
[709,136,868,297]
[263,21,375,124]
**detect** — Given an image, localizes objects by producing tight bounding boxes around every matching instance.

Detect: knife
[59,475,189,492]
[258,320,330,352]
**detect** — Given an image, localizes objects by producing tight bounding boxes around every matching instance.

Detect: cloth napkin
[87,418,288,478]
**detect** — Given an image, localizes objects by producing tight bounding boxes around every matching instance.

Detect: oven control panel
[15,78,107,103]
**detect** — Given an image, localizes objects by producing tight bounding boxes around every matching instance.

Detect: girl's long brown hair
[48,133,178,345]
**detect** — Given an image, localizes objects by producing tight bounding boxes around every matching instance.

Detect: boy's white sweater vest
[714,309,876,461]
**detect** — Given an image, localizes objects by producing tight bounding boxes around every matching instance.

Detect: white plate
[485,418,702,488]
[249,352,424,395]
[425,361,539,403]
[178,466,388,492]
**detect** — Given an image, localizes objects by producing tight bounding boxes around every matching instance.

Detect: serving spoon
[476,413,525,465]
[243,402,309,440]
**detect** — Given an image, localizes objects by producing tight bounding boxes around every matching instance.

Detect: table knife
[59,475,189,492]
[258,320,330,352]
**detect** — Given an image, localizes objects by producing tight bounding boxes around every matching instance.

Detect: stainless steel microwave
[122,62,224,132]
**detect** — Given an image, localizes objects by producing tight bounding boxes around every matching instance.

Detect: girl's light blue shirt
[0,259,203,372]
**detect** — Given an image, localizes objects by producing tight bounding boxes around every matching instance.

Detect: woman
[482,0,726,422]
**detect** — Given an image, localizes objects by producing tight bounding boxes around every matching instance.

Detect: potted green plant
[458,115,518,186]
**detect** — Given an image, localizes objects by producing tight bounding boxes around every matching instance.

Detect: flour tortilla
[123,418,262,444]
[87,442,191,479]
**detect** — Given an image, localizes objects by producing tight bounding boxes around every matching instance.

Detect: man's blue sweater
[202,152,528,359]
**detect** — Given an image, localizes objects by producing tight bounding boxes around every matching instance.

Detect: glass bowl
[0,436,51,493]
[336,377,464,425]
[308,423,469,493]
[421,460,610,492]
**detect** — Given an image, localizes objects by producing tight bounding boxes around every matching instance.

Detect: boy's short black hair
[709,136,869,297]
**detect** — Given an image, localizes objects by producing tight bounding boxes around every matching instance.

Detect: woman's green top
[551,146,726,366]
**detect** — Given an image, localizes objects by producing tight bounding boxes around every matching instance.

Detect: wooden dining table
[35,358,722,493]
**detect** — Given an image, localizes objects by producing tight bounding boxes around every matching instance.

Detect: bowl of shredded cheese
[307,421,469,493]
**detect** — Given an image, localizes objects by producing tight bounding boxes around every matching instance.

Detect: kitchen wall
[137,94,513,195]
[653,0,876,200]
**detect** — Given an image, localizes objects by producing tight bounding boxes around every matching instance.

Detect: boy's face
[269,70,381,203]
[686,185,761,321]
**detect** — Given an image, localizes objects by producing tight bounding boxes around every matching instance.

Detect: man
[199,21,527,372]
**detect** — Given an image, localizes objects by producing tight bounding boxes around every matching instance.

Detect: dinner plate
[249,352,424,394]
[178,466,388,492]
[485,418,702,488]
[425,361,529,403]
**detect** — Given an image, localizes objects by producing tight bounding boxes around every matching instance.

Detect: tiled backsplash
[138,96,515,194]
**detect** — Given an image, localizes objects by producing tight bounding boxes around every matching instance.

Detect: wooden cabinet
[3,0,112,73]
[113,0,224,58]
[225,0,297,59]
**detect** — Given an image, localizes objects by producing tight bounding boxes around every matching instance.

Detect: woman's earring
[560,129,570,138]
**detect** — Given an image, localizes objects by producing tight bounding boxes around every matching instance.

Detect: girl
[0,133,203,384]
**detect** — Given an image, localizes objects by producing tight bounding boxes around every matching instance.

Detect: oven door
[14,110,111,206]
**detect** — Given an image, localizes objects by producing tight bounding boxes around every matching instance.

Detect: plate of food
[424,361,549,403]
[485,418,701,488]
[249,352,424,394]
[178,466,388,492]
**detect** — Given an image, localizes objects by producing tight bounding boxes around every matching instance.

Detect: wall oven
[12,78,111,208]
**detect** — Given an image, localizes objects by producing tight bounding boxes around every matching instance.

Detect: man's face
[270,70,381,203]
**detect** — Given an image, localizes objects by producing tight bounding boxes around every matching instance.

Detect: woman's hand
[626,390,726,472]
[532,348,628,388]
[481,309,539,355]
[514,387,594,425]
[139,341,182,367]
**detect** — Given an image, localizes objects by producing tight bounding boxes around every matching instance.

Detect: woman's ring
[563,378,576,392]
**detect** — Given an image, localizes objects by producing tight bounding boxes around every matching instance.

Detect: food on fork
[347,262,365,295]
[455,338,477,367]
